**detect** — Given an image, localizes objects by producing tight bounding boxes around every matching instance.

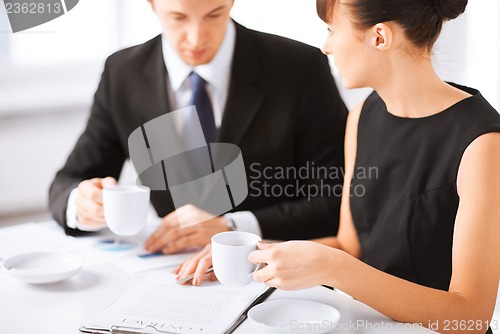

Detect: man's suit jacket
[49,22,348,239]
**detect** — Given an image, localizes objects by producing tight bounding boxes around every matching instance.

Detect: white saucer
[248,299,341,334]
[1,251,82,284]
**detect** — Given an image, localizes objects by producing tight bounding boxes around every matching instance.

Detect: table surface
[0,221,461,333]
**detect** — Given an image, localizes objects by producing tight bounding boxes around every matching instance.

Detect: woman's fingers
[249,241,275,263]
[192,254,213,286]
[176,244,213,285]
[251,263,275,283]
[172,262,183,275]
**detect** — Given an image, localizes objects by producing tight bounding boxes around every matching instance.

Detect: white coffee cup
[211,231,261,287]
[102,185,150,236]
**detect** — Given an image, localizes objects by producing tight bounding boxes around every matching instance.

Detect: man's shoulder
[105,35,162,67]
[236,23,324,61]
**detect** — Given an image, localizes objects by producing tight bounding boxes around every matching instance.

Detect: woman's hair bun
[432,0,468,20]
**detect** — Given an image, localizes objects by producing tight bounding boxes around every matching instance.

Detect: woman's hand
[249,240,334,290]
[173,244,216,286]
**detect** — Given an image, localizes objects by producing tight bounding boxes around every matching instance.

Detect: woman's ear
[147,0,155,11]
[366,23,393,51]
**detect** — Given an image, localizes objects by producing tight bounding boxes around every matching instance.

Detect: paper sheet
[113,251,193,273]
[83,271,268,334]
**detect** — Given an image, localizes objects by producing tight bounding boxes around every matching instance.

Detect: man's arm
[49,57,126,235]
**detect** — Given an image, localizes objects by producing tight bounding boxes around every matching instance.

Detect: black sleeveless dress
[350,83,500,334]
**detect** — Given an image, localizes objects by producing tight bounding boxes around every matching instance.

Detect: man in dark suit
[49,0,347,253]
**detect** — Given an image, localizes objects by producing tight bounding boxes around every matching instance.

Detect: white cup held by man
[211,231,261,288]
[102,185,150,236]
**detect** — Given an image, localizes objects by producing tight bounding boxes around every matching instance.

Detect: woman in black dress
[176,0,500,332]
[246,0,500,333]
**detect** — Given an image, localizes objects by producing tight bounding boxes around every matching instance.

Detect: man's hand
[75,177,116,228]
[145,204,231,254]
[144,204,229,254]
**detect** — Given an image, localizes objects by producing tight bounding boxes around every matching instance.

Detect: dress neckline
[380,83,480,121]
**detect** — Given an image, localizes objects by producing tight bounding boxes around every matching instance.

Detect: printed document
[81,271,268,333]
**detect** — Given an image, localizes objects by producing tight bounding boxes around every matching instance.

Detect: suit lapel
[218,23,264,145]
[140,35,171,124]
[139,29,264,146]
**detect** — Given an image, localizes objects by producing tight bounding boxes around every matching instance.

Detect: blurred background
[0,0,499,226]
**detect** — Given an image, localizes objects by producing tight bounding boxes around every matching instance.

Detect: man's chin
[181,54,215,67]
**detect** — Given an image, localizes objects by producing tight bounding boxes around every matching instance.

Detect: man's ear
[366,23,393,51]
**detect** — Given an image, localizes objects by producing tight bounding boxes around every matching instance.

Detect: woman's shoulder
[445,84,500,145]
[347,99,366,131]
[360,90,383,110]
[448,83,500,121]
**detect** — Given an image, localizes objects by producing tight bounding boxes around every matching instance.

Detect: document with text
[80,272,269,334]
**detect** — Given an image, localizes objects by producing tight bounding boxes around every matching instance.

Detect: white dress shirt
[67,21,262,237]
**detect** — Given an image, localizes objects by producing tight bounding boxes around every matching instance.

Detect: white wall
[231,0,373,108]
[463,0,500,110]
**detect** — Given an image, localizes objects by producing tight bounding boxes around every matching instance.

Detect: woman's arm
[252,132,500,333]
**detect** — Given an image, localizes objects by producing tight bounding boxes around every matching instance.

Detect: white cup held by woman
[211,231,261,287]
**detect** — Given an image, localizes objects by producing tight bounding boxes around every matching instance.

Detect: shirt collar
[161,21,236,93]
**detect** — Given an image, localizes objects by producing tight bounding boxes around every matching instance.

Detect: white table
[0,221,436,334]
